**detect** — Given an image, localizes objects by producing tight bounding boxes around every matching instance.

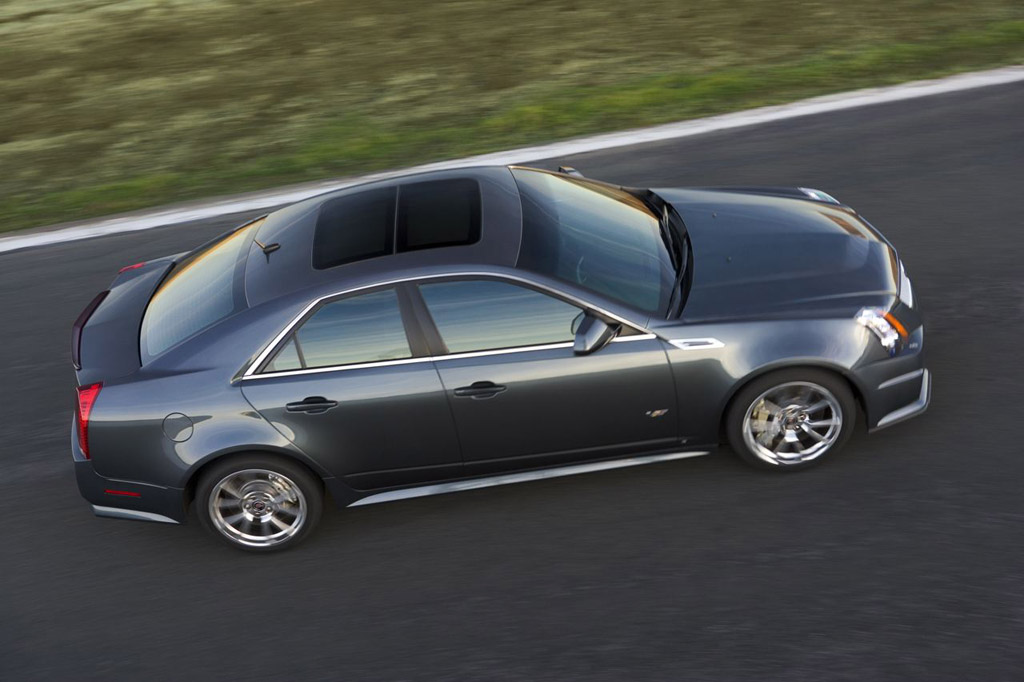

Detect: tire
[725,368,857,471]
[195,454,323,552]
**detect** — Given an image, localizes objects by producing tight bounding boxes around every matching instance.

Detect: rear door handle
[453,381,507,399]
[285,396,338,414]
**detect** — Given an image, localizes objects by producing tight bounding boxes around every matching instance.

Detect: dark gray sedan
[71,166,929,551]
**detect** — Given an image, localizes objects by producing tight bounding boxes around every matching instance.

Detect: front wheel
[726,369,856,471]
[195,454,323,552]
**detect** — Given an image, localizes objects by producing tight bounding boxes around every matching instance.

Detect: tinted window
[419,280,580,354]
[265,289,411,372]
[512,168,675,313]
[397,179,480,252]
[141,218,263,360]
[313,187,396,269]
[265,338,301,372]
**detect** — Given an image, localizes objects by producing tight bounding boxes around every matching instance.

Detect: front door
[241,287,462,490]
[413,278,678,475]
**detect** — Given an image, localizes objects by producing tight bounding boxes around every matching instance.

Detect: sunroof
[312,187,396,270]
[312,179,481,270]
[397,178,481,252]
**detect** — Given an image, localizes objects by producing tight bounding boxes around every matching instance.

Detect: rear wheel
[726,369,856,471]
[195,455,323,552]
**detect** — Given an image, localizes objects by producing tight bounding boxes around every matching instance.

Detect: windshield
[511,168,677,314]
[140,218,263,361]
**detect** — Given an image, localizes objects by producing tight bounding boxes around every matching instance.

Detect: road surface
[2,82,1022,681]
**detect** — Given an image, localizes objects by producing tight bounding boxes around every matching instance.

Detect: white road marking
[2,65,1022,255]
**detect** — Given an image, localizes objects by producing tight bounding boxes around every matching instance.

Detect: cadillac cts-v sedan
[71,166,929,551]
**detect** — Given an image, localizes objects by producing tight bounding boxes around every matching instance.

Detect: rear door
[240,286,463,490]
[413,277,679,475]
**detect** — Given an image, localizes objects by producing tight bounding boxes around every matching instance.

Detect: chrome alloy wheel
[208,469,307,548]
[741,381,843,466]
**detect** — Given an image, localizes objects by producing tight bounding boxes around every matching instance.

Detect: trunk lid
[73,255,179,386]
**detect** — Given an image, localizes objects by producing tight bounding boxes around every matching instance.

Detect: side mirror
[573,314,618,355]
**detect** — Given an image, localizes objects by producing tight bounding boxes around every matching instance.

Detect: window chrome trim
[433,342,574,362]
[242,271,658,378]
[611,333,657,343]
[244,342,579,381]
[246,355,433,380]
[242,333,664,382]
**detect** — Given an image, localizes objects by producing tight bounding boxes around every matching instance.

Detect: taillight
[76,383,102,459]
[71,290,108,370]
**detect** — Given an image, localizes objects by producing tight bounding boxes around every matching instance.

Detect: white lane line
[2,64,1022,255]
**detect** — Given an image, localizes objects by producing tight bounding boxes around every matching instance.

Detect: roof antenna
[253,238,280,261]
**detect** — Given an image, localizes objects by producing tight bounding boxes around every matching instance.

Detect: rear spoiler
[72,291,109,370]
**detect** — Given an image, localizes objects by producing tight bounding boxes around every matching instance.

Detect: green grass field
[2,0,1022,233]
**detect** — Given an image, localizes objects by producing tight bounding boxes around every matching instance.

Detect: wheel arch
[717,359,868,439]
[183,446,332,511]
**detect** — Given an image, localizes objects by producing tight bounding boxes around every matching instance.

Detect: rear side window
[264,288,411,372]
[313,188,396,270]
[141,218,263,361]
[312,180,480,269]
[418,279,580,354]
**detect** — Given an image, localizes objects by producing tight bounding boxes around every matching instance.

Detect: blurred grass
[1,0,1022,233]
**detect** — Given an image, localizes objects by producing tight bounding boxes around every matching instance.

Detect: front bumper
[858,323,931,432]
[872,368,931,430]
[72,422,187,524]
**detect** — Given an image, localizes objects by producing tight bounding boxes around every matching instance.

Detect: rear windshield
[140,219,263,361]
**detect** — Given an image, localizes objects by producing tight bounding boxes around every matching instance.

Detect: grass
[1,0,1022,233]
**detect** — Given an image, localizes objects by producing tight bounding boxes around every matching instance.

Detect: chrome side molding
[669,338,725,351]
[348,450,712,508]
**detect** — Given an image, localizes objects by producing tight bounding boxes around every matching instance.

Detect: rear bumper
[72,423,187,524]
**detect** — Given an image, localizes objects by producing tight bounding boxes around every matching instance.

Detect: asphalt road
[3,83,1023,682]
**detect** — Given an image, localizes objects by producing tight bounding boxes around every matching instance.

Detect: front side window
[418,279,581,354]
[141,218,263,361]
[512,167,676,314]
[265,288,411,372]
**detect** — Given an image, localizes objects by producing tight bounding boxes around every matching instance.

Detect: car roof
[243,165,523,308]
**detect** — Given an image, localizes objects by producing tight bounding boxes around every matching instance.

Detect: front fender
[660,317,876,445]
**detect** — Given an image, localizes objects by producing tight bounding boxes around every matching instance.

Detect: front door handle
[285,396,338,414]
[453,381,507,399]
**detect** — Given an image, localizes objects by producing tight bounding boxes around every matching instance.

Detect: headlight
[856,308,908,355]
[898,261,914,308]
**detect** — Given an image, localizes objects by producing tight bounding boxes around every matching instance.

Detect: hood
[657,188,899,322]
